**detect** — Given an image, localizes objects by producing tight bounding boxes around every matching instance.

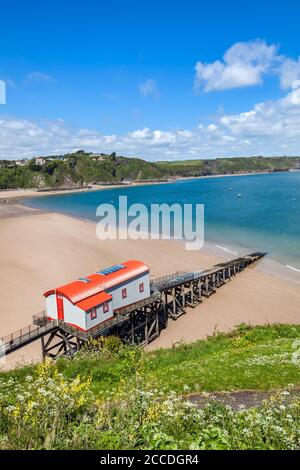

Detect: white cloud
[207,124,218,132]
[139,78,159,97]
[281,80,300,106]
[24,72,56,84]
[129,128,151,139]
[2,81,300,160]
[222,135,236,142]
[277,57,300,89]
[177,129,193,138]
[194,39,300,93]
[194,40,278,92]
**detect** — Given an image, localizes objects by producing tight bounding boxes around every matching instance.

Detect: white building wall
[45,293,114,331]
[107,272,150,310]
[63,297,87,330]
[85,300,114,330]
[45,294,57,320]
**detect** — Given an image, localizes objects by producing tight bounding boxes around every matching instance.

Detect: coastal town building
[15,159,28,166]
[91,153,107,161]
[35,157,47,166]
[43,260,150,331]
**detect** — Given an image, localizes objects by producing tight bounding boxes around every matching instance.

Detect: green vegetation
[0,151,165,189]
[60,323,300,396]
[157,156,300,177]
[0,151,299,189]
[0,324,299,449]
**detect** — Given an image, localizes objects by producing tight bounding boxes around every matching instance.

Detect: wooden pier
[0,252,265,359]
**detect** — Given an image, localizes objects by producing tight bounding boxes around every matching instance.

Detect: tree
[28,159,41,172]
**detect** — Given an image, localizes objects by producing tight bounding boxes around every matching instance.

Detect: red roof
[44,259,149,305]
[76,291,112,312]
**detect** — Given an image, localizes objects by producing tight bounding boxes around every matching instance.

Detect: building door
[56,293,64,321]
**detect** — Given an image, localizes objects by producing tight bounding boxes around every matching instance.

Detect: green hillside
[0,151,166,189]
[1,324,299,450]
[157,156,300,176]
[0,151,300,189]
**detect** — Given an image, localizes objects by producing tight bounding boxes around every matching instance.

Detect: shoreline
[21,192,300,285]
[0,169,290,203]
[18,204,300,284]
[174,170,284,181]
[0,209,299,369]
[1,177,299,285]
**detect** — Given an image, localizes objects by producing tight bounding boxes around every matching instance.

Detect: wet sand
[0,210,299,369]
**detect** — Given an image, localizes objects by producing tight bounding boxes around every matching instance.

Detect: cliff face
[0,152,300,189]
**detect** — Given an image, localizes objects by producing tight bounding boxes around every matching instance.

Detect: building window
[103,301,109,313]
[122,288,127,299]
[139,282,144,293]
[90,308,97,320]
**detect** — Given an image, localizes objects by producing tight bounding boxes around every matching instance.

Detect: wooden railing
[150,271,186,286]
[114,291,161,316]
[58,314,129,340]
[0,318,57,355]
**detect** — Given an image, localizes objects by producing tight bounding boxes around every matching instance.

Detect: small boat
[236,193,242,198]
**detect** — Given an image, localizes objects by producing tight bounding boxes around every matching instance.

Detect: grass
[50,323,300,397]
[1,324,299,450]
[2,324,299,398]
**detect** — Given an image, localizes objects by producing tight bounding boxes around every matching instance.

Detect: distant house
[15,159,28,166]
[35,157,47,166]
[91,154,106,161]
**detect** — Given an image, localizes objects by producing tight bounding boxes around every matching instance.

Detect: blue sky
[1,0,300,159]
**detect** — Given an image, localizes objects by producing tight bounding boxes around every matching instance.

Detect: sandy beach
[0,196,299,369]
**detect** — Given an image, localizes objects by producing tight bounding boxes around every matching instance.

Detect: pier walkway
[0,252,265,358]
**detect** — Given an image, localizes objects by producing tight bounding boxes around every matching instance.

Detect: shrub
[0,361,92,449]
[1,325,299,450]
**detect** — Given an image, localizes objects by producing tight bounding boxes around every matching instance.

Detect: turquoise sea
[25,172,300,272]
